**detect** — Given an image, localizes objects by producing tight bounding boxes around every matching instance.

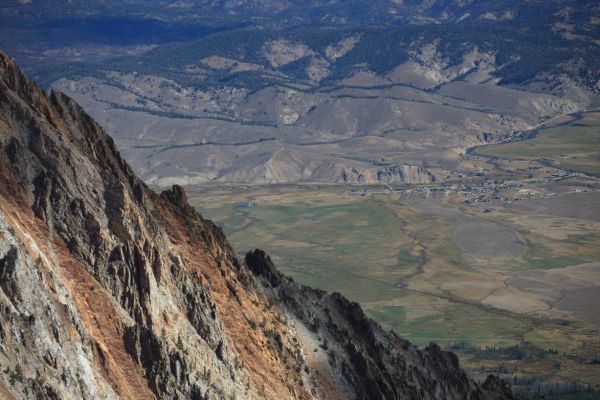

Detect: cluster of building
[337,166,599,206]
[458,180,522,204]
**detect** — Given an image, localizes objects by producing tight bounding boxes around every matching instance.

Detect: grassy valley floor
[184,112,600,396]
[188,181,600,391]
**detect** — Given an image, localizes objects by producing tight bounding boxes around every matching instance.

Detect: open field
[187,177,600,387]
[183,110,600,390]
[475,111,600,175]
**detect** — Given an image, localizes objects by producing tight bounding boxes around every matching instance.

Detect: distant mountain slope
[163,0,600,29]
[2,0,598,185]
[41,20,597,185]
[0,50,514,399]
[2,0,599,80]
[3,0,598,25]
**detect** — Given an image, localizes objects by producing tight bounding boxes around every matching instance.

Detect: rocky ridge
[0,50,514,399]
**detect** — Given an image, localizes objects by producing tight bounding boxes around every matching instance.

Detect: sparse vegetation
[233,357,244,371]
[202,366,212,383]
[448,342,559,362]
[508,376,600,400]
[176,335,185,352]
[8,364,24,385]
[248,318,257,330]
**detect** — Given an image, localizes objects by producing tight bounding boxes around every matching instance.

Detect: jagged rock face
[0,50,514,399]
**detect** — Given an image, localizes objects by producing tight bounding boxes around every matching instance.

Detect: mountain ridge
[0,49,515,399]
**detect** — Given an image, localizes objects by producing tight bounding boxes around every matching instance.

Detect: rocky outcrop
[377,164,436,185]
[0,50,515,399]
[245,250,515,400]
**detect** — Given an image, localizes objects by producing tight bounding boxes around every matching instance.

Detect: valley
[186,112,600,392]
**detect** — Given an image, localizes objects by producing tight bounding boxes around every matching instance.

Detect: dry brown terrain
[51,33,596,187]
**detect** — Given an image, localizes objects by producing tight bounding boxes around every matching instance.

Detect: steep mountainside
[0,51,514,399]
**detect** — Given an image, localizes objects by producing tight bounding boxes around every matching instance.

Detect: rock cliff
[0,50,514,399]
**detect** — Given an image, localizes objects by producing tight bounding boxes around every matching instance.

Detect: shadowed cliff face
[0,50,514,399]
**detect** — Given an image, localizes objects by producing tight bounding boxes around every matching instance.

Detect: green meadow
[191,182,600,385]
[475,112,600,175]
